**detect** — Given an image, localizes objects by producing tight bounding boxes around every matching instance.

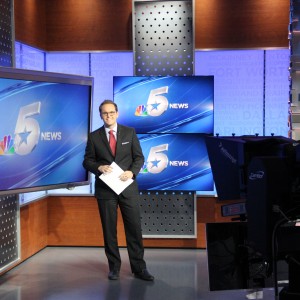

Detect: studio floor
[0,247,283,300]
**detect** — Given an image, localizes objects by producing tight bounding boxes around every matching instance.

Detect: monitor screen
[205,135,296,201]
[0,67,93,195]
[137,133,214,192]
[113,76,214,134]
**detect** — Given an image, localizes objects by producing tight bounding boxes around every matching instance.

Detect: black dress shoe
[108,270,119,280]
[134,269,154,281]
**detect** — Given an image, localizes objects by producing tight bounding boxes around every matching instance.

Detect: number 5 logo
[145,144,169,174]
[146,86,169,117]
[14,102,41,155]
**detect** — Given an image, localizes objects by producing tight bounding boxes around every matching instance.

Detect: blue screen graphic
[137,133,214,192]
[114,76,214,134]
[0,73,92,194]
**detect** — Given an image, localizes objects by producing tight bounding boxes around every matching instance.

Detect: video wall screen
[137,133,214,193]
[113,76,214,134]
[0,67,93,195]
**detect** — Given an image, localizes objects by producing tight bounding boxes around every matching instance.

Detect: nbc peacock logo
[0,134,15,155]
[135,104,148,116]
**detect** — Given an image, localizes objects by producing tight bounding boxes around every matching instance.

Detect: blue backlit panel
[265,49,289,137]
[195,50,265,136]
[17,44,45,71]
[46,53,90,76]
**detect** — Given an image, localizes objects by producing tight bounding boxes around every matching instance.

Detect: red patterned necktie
[109,129,116,156]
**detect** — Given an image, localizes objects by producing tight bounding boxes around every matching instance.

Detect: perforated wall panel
[0,0,14,67]
[139,191,196,238]
[133,0,194,76]
[0,194,20,273]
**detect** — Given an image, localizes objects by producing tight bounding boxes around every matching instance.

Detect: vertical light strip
[0,0,14,67]
[133,0,194,76]
[263,50,266,136]
[0,194,20,273]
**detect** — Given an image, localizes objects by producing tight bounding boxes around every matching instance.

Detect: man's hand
[98,165,113,174]
[119,171,134,181]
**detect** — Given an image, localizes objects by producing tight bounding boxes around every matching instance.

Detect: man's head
[99,99,119,128]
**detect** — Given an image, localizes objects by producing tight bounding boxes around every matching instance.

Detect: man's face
[100,103,119,128]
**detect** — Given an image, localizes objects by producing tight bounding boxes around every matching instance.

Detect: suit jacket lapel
[99,126,112,154]
[116,126,122,155]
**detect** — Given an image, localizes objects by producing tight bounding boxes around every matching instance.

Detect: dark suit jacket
[83,124,144,199]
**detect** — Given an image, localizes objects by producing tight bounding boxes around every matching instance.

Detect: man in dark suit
[83,99,154,281]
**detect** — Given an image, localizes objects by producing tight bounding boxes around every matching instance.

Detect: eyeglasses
[101,111,116,117]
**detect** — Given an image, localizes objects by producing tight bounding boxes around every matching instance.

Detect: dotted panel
[0,194,20,272]
[133,0,194,76]
[139,191,196,237]
[0,0,14,67]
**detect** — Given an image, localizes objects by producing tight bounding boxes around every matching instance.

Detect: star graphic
[150,102,160,111]
[150,158,161,169]
[16,127,32,146]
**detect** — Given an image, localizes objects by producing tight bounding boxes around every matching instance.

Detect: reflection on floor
[0,247,281,300]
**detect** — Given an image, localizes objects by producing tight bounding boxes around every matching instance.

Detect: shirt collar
[105,124,117,134]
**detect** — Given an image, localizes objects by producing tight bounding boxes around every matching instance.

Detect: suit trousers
[96,194,146,273]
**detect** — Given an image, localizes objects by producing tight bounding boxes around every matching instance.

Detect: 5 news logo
[0,102,62,156]
[140,143,188,174]
[135,86,189,117]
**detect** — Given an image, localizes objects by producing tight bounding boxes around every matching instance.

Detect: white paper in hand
[99,162,133,195]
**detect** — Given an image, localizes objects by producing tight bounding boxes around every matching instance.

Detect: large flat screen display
[0,67,93,195]
[137,133,214,192]
[113,76,214,134]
